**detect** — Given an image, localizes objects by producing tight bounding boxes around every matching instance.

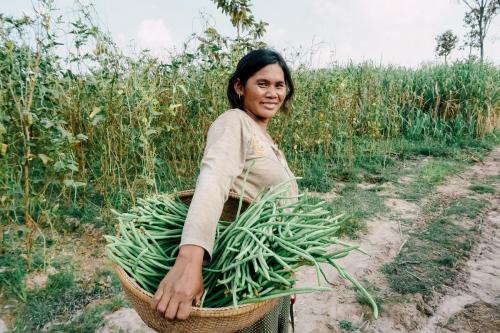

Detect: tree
[435,30,458,64]
[462,0,500,61]
[211,0,267,38]
[193,0,267,66]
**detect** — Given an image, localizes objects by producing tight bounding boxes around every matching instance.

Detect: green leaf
[63,179,86,188]
[67,163,79,172]
[169,104,182,110]
[23,112,34,126]
[91,114,105,126]
[89,107,101,119]
[178,84,188,95]
[57,126,73,139]
[41,118,55,129]
[0,143,7,156]
[63,179,74,187]
[76,134,88,141]
[37,154,51,165]
[53,161,65,171]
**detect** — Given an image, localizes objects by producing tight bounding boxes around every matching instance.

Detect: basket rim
[113,263,278,318]
[112,188,278,318]
[160,189,252,205]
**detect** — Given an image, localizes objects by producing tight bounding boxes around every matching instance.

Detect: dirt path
[292,147,500,333]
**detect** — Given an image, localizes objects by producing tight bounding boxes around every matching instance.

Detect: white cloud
[135,18,175,58]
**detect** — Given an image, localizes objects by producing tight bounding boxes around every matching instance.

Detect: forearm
[177,244,205,266]
[180,171,234,259]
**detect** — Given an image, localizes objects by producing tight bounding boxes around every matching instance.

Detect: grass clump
[14,269,122,333]
[486,174,500,183]
[444,197,489,218]
[338,320,357,331]
[468,183,496,194]
[303,183,384,238]
[398,159,466,201]
[382,217,477,296]
[298,150,336,192]
[329,184,386,238]
[44,297,126,333]
[0,229,49,302]
[0,247,27,302]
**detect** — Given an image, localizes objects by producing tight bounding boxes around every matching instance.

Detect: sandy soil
[98,308,156,333]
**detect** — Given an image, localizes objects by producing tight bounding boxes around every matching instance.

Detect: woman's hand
[151,245,205,320]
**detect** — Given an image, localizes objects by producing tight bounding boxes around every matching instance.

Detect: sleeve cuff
[179,238,213,265]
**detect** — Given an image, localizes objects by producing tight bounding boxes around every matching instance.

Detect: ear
[234,79,244,97]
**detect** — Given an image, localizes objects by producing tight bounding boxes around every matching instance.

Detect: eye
[257,82,267,87]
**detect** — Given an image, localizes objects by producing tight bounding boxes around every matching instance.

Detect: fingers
[155,290,171,315]
[151,287,164,309]
[159,294,193,320]
[149,257,204,321]
[176,301,192,320]
[152,283,194,320]
[194,289,204,307]
[164,298,179,320]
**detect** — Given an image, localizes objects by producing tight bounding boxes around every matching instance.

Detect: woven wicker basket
[113,190,280,333]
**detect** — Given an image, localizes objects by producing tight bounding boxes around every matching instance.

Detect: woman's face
[235,63,286,128]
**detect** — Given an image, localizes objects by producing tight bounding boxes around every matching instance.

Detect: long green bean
[106,183,379,318]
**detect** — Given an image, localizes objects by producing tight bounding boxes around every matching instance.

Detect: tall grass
[0,2,499,233]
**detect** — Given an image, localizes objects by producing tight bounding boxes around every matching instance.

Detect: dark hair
[227,49,294,112]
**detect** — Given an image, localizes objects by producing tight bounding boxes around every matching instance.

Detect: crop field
[0,3,499,333]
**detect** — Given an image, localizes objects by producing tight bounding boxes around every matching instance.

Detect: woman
[151,48,297,332]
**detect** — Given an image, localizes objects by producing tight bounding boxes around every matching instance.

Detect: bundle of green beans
[105,182,378,318]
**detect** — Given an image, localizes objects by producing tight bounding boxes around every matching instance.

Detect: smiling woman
[228,49,295,122]
[235,63,286,126]
[151,49,297,332]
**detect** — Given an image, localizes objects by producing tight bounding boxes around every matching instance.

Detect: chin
[260,107,279,116]
[259,112,277,120]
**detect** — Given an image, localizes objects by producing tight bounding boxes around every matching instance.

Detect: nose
[265,86,279,98]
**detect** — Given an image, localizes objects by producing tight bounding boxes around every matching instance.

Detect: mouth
[261,102,279,109]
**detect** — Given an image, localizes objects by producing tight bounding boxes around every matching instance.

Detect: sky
[1,0,499,68]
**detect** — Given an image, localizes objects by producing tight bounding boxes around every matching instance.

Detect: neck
[242,109,269,131]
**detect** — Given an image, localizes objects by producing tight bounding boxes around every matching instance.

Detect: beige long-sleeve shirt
[180,109,299,259]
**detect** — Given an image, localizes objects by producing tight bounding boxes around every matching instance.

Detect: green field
[0,3,499,332]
